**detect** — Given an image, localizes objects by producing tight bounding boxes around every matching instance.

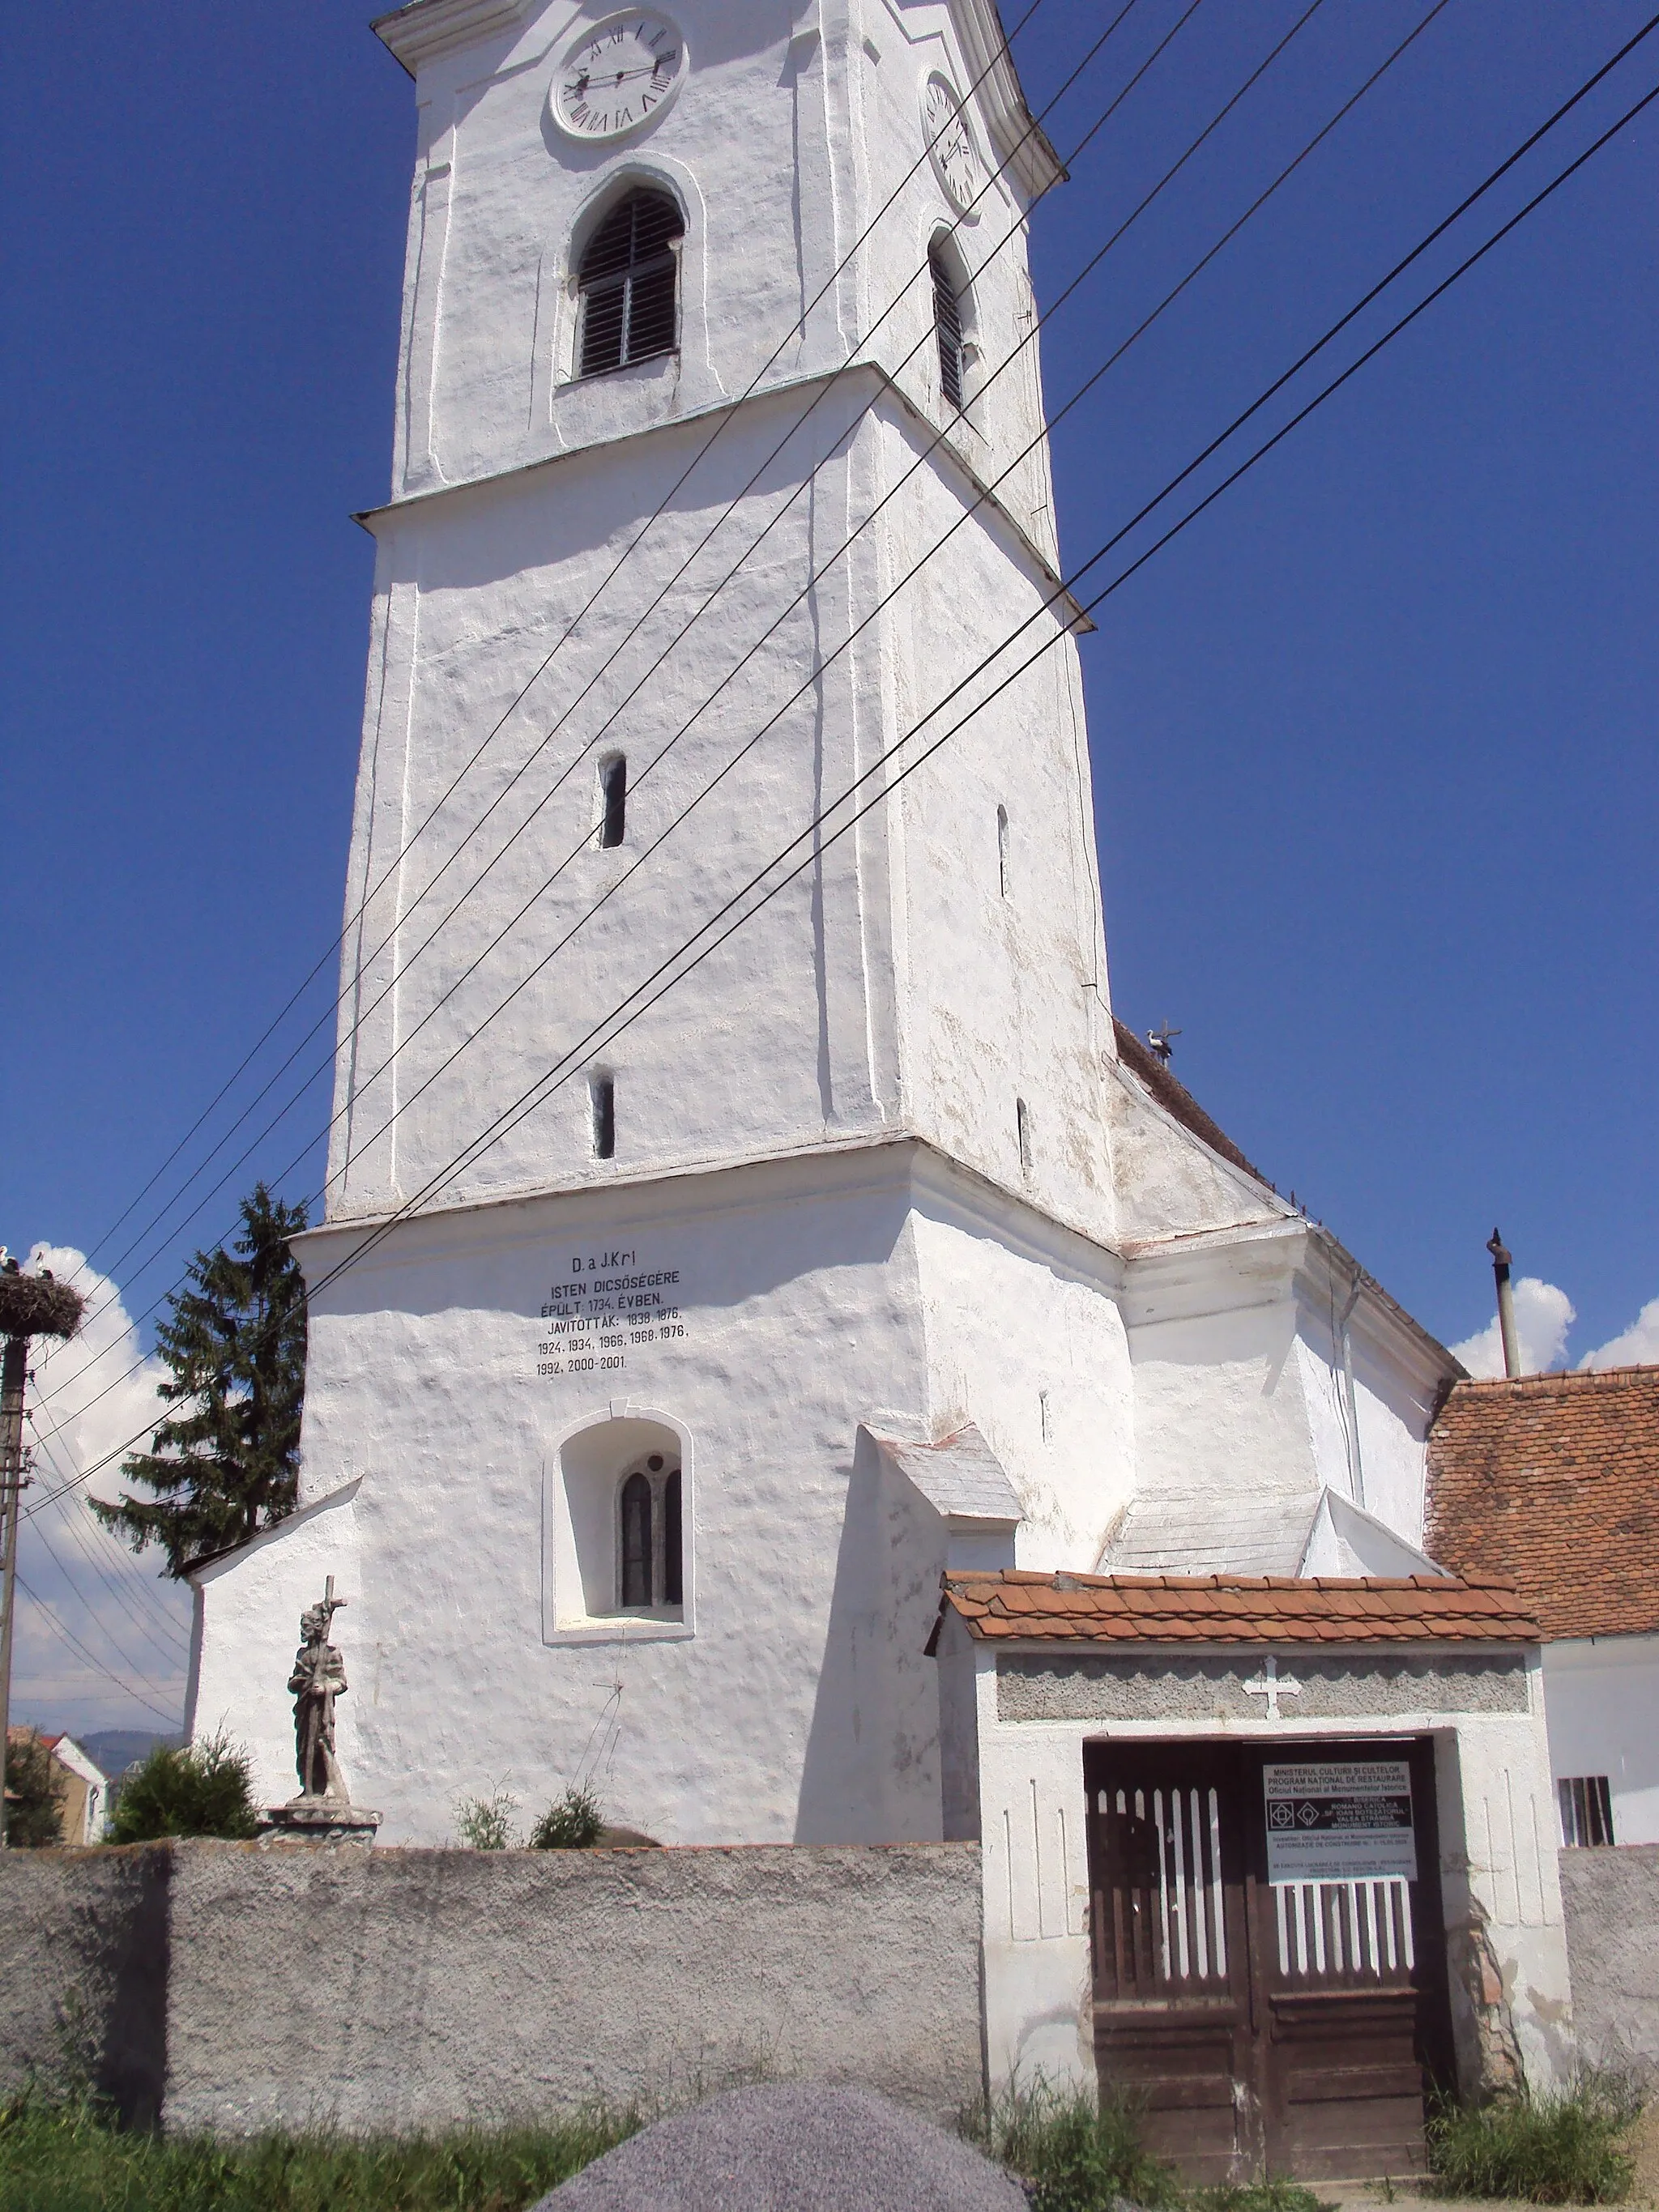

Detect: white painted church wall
[197,1144,1151,1845]
[190,1483,362,1812]
[881,403,1115,1245]
[1105,1070,1284,1244]
[908,1195,1133,1574]
[1541,1635,1659,1847]
[385,0,1056,549]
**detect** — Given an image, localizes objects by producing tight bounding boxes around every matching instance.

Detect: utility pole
[1486,1228,1522,1380]
[0,1257,85,1847]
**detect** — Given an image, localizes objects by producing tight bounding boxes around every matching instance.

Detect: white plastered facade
[190,0,1572,2105]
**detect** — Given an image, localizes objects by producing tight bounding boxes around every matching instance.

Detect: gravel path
[532,2082,1029,2211]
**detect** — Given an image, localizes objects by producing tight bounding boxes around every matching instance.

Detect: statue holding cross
[288,1576,352,1803]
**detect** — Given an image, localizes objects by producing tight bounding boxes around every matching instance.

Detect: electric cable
[64,0,1093,1288]
[78,0,1301,1332]
[14,1572,182,1727]
[364,62,1659,1252]
[28,36,1657,1519]
[77,0,1162,1314]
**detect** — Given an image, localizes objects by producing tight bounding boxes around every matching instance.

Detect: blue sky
[3,0,1654,1729]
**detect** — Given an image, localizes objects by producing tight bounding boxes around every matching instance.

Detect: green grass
[0,2091,642,2212]
[1426,2075,1644,2205]
[963,2082,1329,2212]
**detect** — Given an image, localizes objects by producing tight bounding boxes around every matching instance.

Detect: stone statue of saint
[288,1576,351,1803]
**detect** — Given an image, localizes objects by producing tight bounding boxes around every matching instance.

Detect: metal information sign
[1262,1760,1418,1884]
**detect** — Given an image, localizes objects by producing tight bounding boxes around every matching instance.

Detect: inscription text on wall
[535,1247,686,1379]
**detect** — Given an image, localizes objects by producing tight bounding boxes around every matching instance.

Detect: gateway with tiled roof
[933,1567,1540,1645]
[1427,1364,1659,1847]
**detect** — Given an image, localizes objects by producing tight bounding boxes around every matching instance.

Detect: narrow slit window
[620,1472,653,1607]
[1017,1097,1032,1174]
[996,803,1010,898]
[590,1072,616,1160]
[598,754,627,847]
[578,188,684,377]
[931,241,966,411]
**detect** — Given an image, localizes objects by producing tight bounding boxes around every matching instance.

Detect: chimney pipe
[1486,1228,1521,1379]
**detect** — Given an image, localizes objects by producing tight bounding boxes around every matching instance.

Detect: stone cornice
[948,0,1065,199]
[372,0,535,79]
[354,358,1094,632]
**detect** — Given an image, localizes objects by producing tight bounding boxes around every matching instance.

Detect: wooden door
[1085,1745,1259,2181]
[1085,1737,1450,2184]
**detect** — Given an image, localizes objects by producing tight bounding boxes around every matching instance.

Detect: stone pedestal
[258,1797,382,1849]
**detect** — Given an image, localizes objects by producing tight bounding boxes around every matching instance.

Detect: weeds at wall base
[961,2082,1329,2212]
[0,2089,643,2212]
[1425,2073,1646,2205]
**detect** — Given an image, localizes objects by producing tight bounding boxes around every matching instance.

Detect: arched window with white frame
[577,186,684,377]
[548,1416,690,1637]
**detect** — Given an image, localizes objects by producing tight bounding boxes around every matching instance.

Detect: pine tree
[95,1185,309,1578]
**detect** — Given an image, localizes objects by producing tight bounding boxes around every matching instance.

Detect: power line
[68,0,1286,1340]
[28,1449,190,1661]
[65,0,1089,1292]
[15,1572,184,1728]
[76,0,1160,1322]
[28,35,1657,1518]
[181,64,1659,1376]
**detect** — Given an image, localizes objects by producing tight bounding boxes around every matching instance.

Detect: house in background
[1427,1364,1659,1847]
[5,1728,109,1843]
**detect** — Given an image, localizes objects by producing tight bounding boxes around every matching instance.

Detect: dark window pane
[621,1471,652,1606]
[599,754,627,847]
[591,1074,616,1160]
[581,282,627,376]
[931,244,965,411]
[663,1468,682,1605]
[578,189,684,376]
[625,262,677,363]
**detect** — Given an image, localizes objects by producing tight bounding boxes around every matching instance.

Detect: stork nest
[0,1268,85,1342]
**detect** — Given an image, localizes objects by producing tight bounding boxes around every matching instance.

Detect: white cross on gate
[1243,1653,1301,1720]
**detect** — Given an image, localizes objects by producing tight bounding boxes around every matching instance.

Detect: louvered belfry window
[931,242,966,411]
[578,188,684,377]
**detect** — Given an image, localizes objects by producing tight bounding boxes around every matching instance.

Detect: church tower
[190,0,1462,1852]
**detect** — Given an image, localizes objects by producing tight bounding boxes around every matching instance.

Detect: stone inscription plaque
[535,1245,687,1380]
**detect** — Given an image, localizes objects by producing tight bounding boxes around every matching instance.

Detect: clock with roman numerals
[552,11,688,142]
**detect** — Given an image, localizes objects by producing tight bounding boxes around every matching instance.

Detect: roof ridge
[1446,1363,1659,1396]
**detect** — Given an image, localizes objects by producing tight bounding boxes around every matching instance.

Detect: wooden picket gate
[1084,1737,1452,2181]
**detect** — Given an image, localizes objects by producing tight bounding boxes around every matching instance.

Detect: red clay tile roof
[938,1568,1537,1644]
[1427,1364,1659,1642]
[1112,1018,1273,1191]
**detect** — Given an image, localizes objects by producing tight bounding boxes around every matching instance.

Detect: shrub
[530,1785,603,1850]
[105,1731,258,1843]
[2,1729,66,1848]
[1427,2075,1644,2204]
[455,1791,517,1850]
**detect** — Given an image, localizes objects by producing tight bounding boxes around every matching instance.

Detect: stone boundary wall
[0,1839,983,2134]
[1558,1843,1659,2077]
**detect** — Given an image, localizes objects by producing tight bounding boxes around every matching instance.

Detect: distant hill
[79,1728,181,1779]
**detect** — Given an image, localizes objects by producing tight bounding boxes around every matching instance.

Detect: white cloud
[10,1247,190,1740]
[1580,1298,1659,1372]
[1451,1276,1576,1378]
[24,1242,170,1511]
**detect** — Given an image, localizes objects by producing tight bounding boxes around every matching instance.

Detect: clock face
[923,75,983,215]
[552,12,687,142]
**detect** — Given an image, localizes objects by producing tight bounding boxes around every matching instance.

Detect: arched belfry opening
[577,186,685,376]
[929,237,969,411]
